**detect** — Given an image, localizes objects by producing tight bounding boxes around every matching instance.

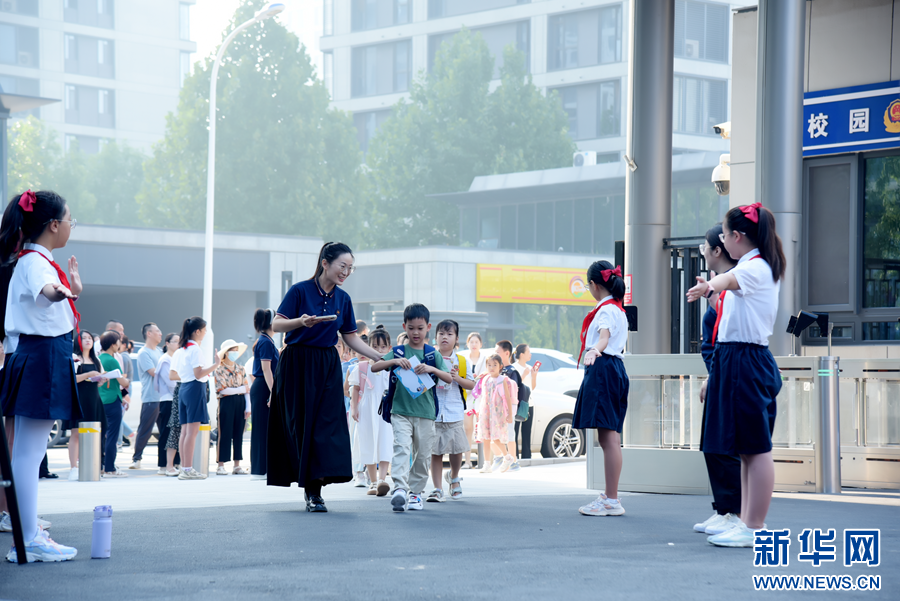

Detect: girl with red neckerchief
[0,190,81,563]
[687,203,786,548]
[572,260,629,518]
[175,316,220,480]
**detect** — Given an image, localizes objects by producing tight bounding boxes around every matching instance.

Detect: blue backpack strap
[423,344,440,417]
[378,345,407,425]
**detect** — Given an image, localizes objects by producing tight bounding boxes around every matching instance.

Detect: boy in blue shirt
[371,303,452,512]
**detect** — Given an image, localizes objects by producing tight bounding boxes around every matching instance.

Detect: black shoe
[39,472,59,479]
[122,437,131,447]
[304,493,327,513]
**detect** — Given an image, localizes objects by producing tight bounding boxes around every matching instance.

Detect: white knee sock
[11,416,54,541]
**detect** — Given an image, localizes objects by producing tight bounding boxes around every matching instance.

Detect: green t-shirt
[98,353,123,405]
[382,345,449,421]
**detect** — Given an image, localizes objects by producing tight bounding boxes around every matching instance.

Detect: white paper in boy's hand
[407,356,435,390]
[89,369,121,382]
[394,363,425,398]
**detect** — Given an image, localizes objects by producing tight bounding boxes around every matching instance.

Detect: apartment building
[320,0,739,159]
[0,0,197,153]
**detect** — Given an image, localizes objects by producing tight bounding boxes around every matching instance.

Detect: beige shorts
[432,420,469,455]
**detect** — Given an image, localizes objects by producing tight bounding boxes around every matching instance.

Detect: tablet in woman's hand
[317,315,338,322]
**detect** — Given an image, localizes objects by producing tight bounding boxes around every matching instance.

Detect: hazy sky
[191,0,323,77]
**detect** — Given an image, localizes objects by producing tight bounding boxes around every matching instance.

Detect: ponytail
[312,241,354,280]
[586,260,626,302]
[253,307,273,333]
[724,204,786,282]
[369,325,391,348]
[0,190,68,341]
[178,316,207,348]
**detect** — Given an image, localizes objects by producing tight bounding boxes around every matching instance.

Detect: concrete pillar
[755,0,806,356]
[623,0,674,354]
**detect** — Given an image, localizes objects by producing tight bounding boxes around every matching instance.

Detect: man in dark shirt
[495,340,525,471]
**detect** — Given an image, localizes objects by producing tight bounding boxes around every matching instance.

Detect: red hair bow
[18,190,36,213]
[601,265,622,281]
[740,202,762,224]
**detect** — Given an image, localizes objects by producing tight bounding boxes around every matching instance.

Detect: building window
[98,89,109,114]
[180,3,191,40]
[353,110,391,156]
[548,5,622,71]
[0,24,39,68]
[64,0,77,7]
[180,51,191,87]
[672,75,726,135]
[97,39,109,64]
[674,0,729,63]
[429,0,528,19]
[553,80,621,140]
[64,0,113,28]
[65,134,103,154]
[323,51,334,98]
[63,34,114,78]
[863,156,900,309]
[429,22,530,78]
[0,0,39,15]
[351,40,411,97]
[323,0,334,36]
[65,85,78,111]
[352,0,411,31]
[64,84,115,128]
[64,35,77,61]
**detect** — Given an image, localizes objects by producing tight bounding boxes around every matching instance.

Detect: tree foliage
[137,0,366,245]
[7,116,146,225]
[363,29,576,248]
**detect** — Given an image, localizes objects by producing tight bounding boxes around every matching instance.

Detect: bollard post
[78,422,102,482]
[477,442,484,469]
[816,356,841,494]
[193,424,211,477]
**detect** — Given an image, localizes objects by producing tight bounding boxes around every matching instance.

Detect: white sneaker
[579,495,625,516]
[499,455,515,473]
[68,468,79,481]
[156,468,167,476]
[102,468,128,478]
[178,467,206,480]
[705,513,743,535]
[165,468,180,477]
[507,460,522,472]
[250,473,267,481]
[479,463,493,474]
[693,511,719,533]
[708,522,755,547]
[391,489,408,512]
[216,466,228,476]
[490,457,504,472]
[353,472,367,488]
[6,529,76,563]
[128,460,141,470]
[407,494,424,511]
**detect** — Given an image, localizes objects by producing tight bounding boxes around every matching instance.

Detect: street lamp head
[255,3,285,20]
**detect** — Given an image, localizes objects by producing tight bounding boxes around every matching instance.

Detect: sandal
[232,467,249,475]
[444,470,463,499]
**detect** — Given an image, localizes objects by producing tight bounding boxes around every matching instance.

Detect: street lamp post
[202,2,285,326]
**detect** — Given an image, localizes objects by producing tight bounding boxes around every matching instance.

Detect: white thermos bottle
[91,505,112,558]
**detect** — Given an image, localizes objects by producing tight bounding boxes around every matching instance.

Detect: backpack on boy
[377,344,439,424]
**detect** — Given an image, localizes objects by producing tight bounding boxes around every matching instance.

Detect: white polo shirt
[4,243,76,354]
[586,296,628,358]
[176,342,209,383]
[717,248,781,346]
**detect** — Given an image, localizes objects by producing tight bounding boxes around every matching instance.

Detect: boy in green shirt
[371,303,452,512]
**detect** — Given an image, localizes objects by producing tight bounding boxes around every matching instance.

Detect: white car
[529,388,587,458]
[527,348,584,398]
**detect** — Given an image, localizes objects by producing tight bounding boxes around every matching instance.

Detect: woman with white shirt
[512,343,537,460]
[174,316,220,481]
[572,261,629,518]
[687,203,786,548]
[0,189,81,562]
[153,333,180,475]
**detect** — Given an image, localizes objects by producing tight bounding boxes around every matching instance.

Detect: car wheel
[541,415,584,458]
[47,420,65,447]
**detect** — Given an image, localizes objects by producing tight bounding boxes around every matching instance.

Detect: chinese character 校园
[844,529,880,567]
[754,529,791,567]
[850,108,869,134]
[808,112,829,138]
[798,529,837,567]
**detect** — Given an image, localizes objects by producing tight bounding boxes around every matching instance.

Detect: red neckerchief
[578,298,625,367]
[711,255,760,347]
[18,249,80,334]
[186,341,198,348]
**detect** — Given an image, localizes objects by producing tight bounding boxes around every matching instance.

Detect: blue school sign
[803,80,900,157]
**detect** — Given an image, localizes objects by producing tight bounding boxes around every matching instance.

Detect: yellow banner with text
[476,264,595,306]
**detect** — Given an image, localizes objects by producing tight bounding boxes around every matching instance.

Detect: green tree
[363,29,576,249]
[7,116,61,194]
[514,304,588,357]
[138,0,366,245]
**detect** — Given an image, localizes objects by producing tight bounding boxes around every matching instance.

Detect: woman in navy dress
[572,261,630,517]
[687,203,786,548]
[249,308,278,480]
[0,190,81,562]
[270,242,383,512]
[692,223,742,537]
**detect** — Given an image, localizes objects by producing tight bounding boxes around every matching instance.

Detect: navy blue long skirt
[267,344,351,488]
[702,342,781,456]
[572,353,629,433]
[0,332,80,421]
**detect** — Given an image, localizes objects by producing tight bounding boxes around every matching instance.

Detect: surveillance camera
[711,153,731,196]
[712,121,731,139]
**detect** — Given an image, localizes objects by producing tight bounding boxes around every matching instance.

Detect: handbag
[515,382,530,422]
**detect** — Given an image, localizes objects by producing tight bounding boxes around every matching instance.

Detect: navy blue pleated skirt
[572,353,629,433]
[702,342,781,456]
[0,332,81,421]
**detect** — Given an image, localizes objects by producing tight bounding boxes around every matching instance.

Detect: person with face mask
[213,339,251,475]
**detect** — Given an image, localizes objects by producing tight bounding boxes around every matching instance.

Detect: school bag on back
[377,344,439,424]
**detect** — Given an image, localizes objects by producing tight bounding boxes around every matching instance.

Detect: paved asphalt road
[1,489,897,600]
